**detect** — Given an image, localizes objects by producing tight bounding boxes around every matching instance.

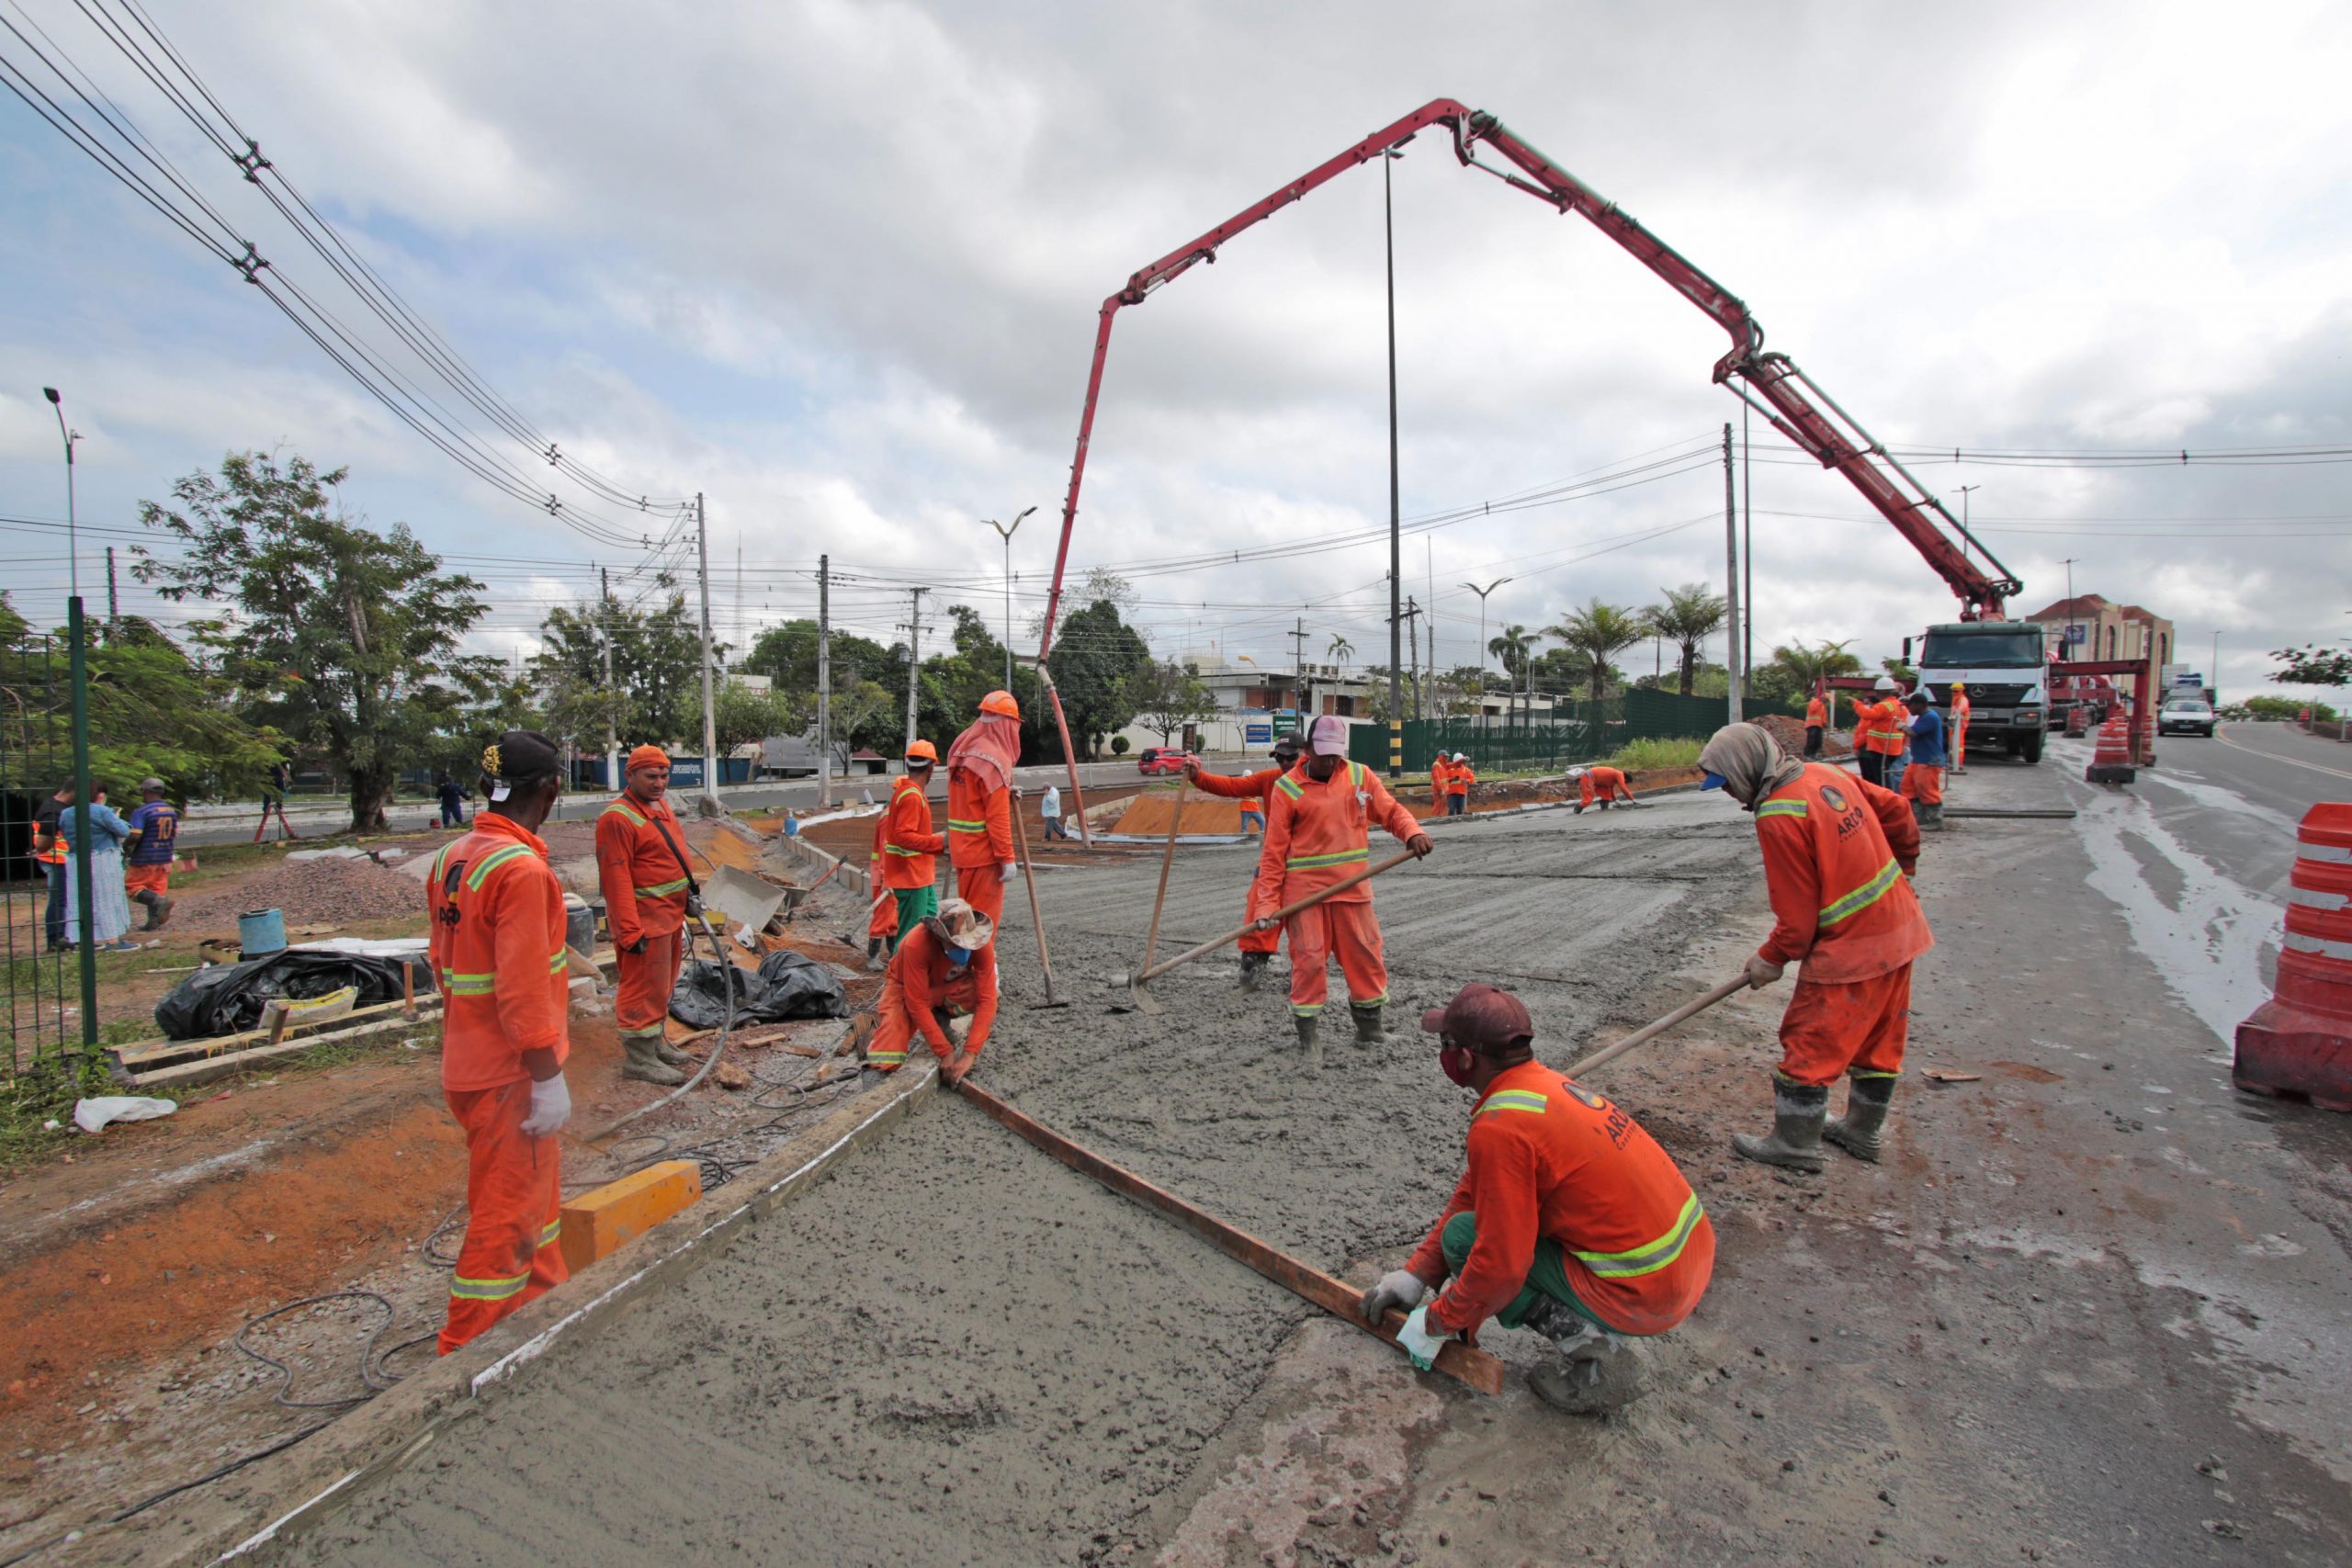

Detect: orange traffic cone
[2234,804,2352,1111]
[2084,710,2134,786]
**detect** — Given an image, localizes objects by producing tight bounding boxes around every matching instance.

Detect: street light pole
[1461,577,1511,734]
[1383,138,1412,778]
[982,506,1036,692]
[44,386,96,1047]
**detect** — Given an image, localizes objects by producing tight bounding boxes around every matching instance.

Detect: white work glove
[1000,860,1019,883]
[1744,953,1785,990]
[1395,1304,1448,1371]
[519,1071,572,1137]
[1360,1269,1426,1324]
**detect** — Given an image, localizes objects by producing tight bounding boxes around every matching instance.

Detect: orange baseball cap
[905,739,939,763]
[979,690,1021,720]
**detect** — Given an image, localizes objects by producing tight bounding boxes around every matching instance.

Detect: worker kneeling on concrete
[1250,715,1431,1055]
[1360,983,1714,1414]
[1698,723,1931,1174]
[865,897,997,1087]
[1569,764,1635,813]
[596,744,697,1086]
[428,731,574,1354]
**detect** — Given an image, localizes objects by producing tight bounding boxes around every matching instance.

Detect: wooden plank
[112,996,431,1068]
[956,1081,1505,1396]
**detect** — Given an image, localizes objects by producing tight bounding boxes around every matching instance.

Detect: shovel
[1116,848,1419,1014]
[1009,792,1071,1010]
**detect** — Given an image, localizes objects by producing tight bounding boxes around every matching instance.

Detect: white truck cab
[1916,622,2048,764]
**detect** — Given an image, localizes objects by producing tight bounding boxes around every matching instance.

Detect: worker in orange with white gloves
[882,739,946,953]
[1428,751,1453,810]
[596,744,697,1087]
[1445,752,1475,817]
[1360,983,1713,1414]
[1949,682,1972,773]
[945,691,1022,930]
[1804,692,1828,759]
[863,897,997,1086]
[1698,722,1931,1173]
[864,808,899,971]
[1854,676,1905,788]
[427,731,574,1353]
[1250,715,1431,1057]
[1183,732,1304,991]
[1569,764,1635,813]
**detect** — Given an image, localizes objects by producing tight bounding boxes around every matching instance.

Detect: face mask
[946,946,973,967]
[1440,1044,1477,1088]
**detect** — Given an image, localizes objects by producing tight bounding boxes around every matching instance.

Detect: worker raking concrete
[595,744,697,1087]
[1569,764,1634,813]
[1250,715,1431,1055]
[426,731,574,1353]
[945,691,1022,931]
[881,739,946,955]
[1184,732,1304,991]
[1358,983,1715,1414]
[863,896,996,1087]
[1699,723,1932,1173]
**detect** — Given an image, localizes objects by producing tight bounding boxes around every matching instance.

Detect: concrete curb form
[96,1061,937,1567]
[1417,779,1709,828]
[768,829,864,897]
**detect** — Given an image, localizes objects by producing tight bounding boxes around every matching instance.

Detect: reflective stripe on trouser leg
[1775,966,1913,1087]
[440,1081,568,1355]
[1285,903,1330,1016]
[865,973,913,1069]
[1438,1212,1607,1332]
[956,863,1006,930]
[615,928,680,1033]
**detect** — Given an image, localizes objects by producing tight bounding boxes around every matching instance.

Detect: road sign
[1271,714,1300,739]
[2064,624,2087,645]
[1243,723,1272,744]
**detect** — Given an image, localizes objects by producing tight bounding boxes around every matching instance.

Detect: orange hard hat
[979,690,1021,720]
[905,739,939,764]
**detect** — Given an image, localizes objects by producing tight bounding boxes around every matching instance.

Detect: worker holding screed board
[1250,715,1430,1055]
[1360,983,1714,1414]
[863,897,997,1086]
[1183,731,1304,992]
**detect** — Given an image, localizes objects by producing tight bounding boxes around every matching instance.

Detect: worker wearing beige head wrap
[1698,723,1931,1175]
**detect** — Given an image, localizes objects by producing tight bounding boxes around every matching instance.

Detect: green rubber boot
[1824,1073,1895,1162]
[1238,952,1269,992]
[621,1030,686,1086]
[1732,1079,1828,1173]
[1350,1003,1386,1046]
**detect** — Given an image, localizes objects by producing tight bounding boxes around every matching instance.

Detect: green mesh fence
[1346,688,1810,775]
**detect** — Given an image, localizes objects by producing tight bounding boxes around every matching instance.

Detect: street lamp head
[1013,504,1037,525]
[43,387,61,405]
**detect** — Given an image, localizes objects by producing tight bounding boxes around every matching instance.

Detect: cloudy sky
[3,0,2346,702]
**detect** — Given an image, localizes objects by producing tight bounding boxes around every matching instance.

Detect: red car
[1136,747,1198,776]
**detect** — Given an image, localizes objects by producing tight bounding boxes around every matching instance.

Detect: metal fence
[3,632,78,1077]
[1349,688,1811,775]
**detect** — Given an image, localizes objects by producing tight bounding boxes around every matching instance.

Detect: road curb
[94,1060,937,1566]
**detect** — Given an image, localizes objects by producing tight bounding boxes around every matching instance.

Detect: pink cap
[1308,715,1350,756]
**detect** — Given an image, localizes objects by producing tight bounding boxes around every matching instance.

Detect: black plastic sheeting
[154,949,435,1041]
[669,949,848,1032]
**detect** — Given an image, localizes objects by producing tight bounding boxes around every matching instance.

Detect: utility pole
[105,547,118,628]
[694,492,721,811]
[1425,539,1437,713]
[1404,597,1422,721]
[902,587,926,755]
[600,566,618,791]
[817,554,832,808]
[1741,401,1753,699]
[1952,484,1981,564]
[1723,424,1743,724]
[1290,618,1309,726]
[734,543,743,668]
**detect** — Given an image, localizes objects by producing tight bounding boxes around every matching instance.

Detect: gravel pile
[175,854,427,931]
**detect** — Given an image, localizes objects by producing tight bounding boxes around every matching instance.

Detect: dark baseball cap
[1419,983,1534,1055]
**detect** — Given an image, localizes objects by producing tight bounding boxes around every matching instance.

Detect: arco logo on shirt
[1819,784,1849,814]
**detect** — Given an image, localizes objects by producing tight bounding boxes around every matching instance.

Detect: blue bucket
[239,907,288,956]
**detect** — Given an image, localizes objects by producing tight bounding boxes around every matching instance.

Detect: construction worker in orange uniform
[1251,715,1432,1058]
[882,739,946,953]
[1360,983,1714,1414]
[1899,690,1949,830]
[1854,677,1901,788]
[596,744,697,1087]
[1699,723,1932,1173]
[945,691,1022,931]
[863,897,997,1085]
[1570,764,1635,813]
[1428,751,1453,809]
[427,731,574,1354]
[1183,733,1304,991]
[1804,692,1828,759]
[864,808,899,971]
[1445,752,1474,817]
[1950,682,1972,773]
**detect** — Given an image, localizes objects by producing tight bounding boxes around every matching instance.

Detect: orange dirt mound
[1109,794,1245,836]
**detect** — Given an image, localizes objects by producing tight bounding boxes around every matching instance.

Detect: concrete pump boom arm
[1035,96,2023,667]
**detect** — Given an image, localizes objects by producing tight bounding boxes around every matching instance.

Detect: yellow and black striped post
[1389,719,1403,779]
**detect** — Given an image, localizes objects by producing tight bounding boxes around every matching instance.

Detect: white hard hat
[1566,765,1588,779]
[1873,676,1897,692]
[1453,751,1466,761]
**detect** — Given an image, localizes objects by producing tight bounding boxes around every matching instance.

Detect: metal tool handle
[1561,974,1748,1077]
[1137,848,1419,985]
[1009,793,1061,1000]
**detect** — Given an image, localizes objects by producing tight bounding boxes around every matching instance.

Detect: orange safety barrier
[2234,804,2352,1112]
[2085,710,2135,786]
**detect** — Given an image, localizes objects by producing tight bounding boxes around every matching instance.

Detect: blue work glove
[1395,1304,1448,1371]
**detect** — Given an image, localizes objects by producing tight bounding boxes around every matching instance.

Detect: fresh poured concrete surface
[285,771,2352,1565]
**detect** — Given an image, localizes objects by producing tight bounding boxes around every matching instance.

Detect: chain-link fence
[3,631,78,1077]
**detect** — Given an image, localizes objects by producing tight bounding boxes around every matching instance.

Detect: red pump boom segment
[1034,98,2023,715]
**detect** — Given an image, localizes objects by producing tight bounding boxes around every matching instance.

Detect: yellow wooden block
[559,1159,703,1274]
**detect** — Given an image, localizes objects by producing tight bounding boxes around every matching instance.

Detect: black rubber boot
[1238,951,1269,992]
[1350,1003,1386,1046]
[1824,1073,1895,1162]
[652,1033,693,1068]
[620,1030,686,1086]
[865,938,886,973]
[147,894,173,931]
[1294,1012,1323,1069]
[1732,1079,1829,1173]
[132,890,158,931]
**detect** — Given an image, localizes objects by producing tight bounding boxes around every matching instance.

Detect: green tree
[2270,644,2352,690]
[1487,624,1539,725]
[1752,639,1863,714]
[1047,599,1152,758]
[1548,600,1645,702]
[1881,655,1917,686]
[714,681,806,750]
[1327,633,1354,665]
[1136,660,1221,744]
[536,585,703,751]
[133,452,495,831]
[1642,584,1729,697]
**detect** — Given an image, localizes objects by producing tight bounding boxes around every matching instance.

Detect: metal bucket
[238,907,288,957]
[563,893,596,955]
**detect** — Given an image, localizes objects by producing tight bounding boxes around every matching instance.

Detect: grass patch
[0,1054,182,1172]
[1602,738,1704,773]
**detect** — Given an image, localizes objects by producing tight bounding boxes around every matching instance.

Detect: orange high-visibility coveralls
[946,764,1013,929]
[882,775,943,890]
[865,919,1000,1072]
[596,793,691,1048]
[1448,761,1476,804]
[426,815,571,1353]
[1804,696,1828,729]
[866,812,899,945]
[1251,761,1421,1017]
[1191,764,1291,958]
[1951,692,1972,768]
[1753,763,1932,1089]
[1578,766,1634,809]
[1429,756,1453,804]
[1408,1062,1713,1338]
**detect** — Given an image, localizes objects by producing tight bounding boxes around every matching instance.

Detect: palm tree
[1642,583,1730,697]
[1327,633,1354,666]
[1488,624,1537,726]
[1761,638,1862,724]
[1547,600,1646,703]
